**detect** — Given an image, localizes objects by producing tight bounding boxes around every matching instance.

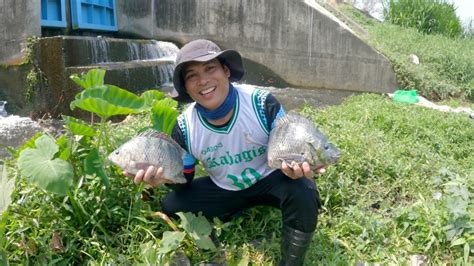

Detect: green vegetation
[1,6,473,264]
[304,94,473,264]
[385,0,462,38]
[1,89,472,264]
[340,3,474,102]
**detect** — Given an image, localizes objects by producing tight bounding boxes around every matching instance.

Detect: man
[130,39,324,265]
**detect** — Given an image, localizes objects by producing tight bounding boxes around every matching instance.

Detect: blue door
[41,0,67,28]
[70,0,118,31]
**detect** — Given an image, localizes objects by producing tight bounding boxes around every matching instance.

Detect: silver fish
[267,112,341,170]
[108,129,187,184]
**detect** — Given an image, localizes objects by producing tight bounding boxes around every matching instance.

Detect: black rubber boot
[279,225,314,266]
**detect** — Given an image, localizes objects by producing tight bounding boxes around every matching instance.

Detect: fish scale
[108,129,187,184]
[267,112,341,170]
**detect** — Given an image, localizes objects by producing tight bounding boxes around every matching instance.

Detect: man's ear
[223,64,231,78]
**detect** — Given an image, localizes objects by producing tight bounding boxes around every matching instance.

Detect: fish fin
[275,112,317,127]
[244,132,268,146]
[138,128,184,153]
[138,128,168,139]
[275,114,290,127]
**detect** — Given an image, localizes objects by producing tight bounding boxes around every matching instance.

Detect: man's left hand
[281,161,325,179]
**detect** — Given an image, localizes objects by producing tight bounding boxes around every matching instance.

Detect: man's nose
[198,73,210,85]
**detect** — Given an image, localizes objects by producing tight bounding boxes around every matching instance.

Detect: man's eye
[185,73,196,81]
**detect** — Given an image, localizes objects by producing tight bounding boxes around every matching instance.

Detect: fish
[108,129,187,184]
[267,112,341,171]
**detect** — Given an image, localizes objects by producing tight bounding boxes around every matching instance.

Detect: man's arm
[167,123,196,190]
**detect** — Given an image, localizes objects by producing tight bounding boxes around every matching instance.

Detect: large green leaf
[62,115,96,137]
[151,98,179,136]
[141,90,166,108]
[56,135,72,161]
[17,135,74,196]
[70,85,145,118]
[177,212,216,250]
[15,132,43,157]
[70,69,106,90]
[84,148,109,187]
[158,231,186,254]
[0,165,15,216]
[0,250,8,266]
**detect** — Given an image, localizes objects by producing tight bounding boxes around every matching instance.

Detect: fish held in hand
[108,129,187,184]
[267,112,341,171]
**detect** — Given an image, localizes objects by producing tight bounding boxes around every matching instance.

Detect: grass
[1,93,473,264]
[1,6,473,265]
[339,3,474,102]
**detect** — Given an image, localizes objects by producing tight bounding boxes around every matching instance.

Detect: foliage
[1,69,224,264]
[70,69,106,90]
[3,91,473,264]
[17,135,74,196]
[302,94,473,264]
[385,0,462,38]
[0,165,15,216]
[70,85,145,120]
[368,23,474,101]
[151,98,179,136]
[339,3,474,101]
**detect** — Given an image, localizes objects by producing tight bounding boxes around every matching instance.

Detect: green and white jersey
[179,84,276,191]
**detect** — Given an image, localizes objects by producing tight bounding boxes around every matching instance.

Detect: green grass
[1,94,473,264]
[3,9,473,264]
[339,3,474,102]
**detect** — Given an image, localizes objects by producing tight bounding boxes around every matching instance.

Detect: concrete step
[38,36,178,67]
[31,36,179,118]
[66,59,175,96]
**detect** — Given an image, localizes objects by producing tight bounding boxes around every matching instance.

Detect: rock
[0,116,63,159]
[410,254,428,266]
[169,249,191,266]
[409,54,420,65]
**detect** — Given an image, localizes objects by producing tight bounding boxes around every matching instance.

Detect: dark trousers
[161,170,320,233]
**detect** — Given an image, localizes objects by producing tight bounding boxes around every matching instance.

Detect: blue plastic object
[70,0,118,31]
[41,0,67,28]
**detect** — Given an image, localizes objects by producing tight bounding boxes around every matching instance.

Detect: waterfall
[127,42,141,61]
[0,101,8,117]
[89,38,111,64]
[145,40,178,60]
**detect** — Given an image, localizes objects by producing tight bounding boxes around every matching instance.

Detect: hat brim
[172,50,244,103]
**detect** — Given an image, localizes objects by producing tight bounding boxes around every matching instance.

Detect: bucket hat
[172,39,244,103]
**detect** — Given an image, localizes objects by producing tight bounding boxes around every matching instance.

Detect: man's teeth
[200,87,215,95]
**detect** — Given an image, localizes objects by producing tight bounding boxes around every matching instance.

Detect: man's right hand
[123,165,173,188]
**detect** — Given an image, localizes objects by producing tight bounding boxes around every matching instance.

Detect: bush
[385,0,463,38]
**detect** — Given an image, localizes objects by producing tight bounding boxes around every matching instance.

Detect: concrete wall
[117,0,397,93]
[0,0,41,65]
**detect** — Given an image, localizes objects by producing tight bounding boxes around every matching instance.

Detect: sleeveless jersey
[177,84,276,191]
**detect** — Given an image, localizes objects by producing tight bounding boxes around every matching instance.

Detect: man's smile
[200,86,216,95]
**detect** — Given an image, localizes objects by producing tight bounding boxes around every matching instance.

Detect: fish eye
[114,150,120,155]
[324,144,329,150]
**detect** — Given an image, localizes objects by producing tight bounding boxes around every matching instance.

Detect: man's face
[183,59,231,110]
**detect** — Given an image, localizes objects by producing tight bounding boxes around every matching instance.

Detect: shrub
[385,0,463,38]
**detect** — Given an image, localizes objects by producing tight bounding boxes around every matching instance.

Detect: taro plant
[140,211,218,265]
[7,69,196,264]
[17,68,181,194]
[0,165,15,263]
[141,89,179,136]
